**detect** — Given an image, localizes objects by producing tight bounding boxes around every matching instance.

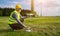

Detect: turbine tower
[31,0,37,17]
[31,0,34,12]
[40,0,43,16]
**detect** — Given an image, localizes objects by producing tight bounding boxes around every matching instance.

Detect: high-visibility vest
[8,10,20,24]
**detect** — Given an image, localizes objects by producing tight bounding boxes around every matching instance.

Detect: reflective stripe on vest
[8,10,20,24]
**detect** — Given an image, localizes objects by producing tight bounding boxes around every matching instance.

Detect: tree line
[0,7,32,16]
[0,8,14,16]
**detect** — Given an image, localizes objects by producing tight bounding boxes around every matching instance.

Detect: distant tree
[2,8,15,16]
[0,7,3,16]
[21,9,31,16]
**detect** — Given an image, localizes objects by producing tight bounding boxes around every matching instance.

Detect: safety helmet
[16,4,22,9]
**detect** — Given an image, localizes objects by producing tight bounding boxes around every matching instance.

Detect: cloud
[0,0,31,9]
[0,5,15,8]
[20,0,31,5]
[7,0,31,5]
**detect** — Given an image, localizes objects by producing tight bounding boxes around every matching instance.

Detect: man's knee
[9,24,24,30]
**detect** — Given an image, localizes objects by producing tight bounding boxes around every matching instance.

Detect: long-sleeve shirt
[12,12,25,27]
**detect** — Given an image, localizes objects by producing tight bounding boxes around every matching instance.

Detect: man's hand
[24,26,31,30]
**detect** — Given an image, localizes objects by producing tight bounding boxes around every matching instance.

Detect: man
[8,4,26,30]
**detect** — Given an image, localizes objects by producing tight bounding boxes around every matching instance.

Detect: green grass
[0,16,60,36]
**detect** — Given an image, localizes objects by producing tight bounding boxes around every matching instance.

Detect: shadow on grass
[0,29,14,33]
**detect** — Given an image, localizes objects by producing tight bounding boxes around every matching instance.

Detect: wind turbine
[31,0,34,12]
[40,0,43,16]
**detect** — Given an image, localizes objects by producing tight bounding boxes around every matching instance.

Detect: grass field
[0,16,60,36]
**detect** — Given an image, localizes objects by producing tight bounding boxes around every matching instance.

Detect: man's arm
[12,12,25,27]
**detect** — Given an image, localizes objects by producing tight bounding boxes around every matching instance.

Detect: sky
[0,0,60,16]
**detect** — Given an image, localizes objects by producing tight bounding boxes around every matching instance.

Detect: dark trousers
[9,18,24,30]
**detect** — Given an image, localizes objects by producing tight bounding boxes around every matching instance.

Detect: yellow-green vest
[8,10,20,24]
